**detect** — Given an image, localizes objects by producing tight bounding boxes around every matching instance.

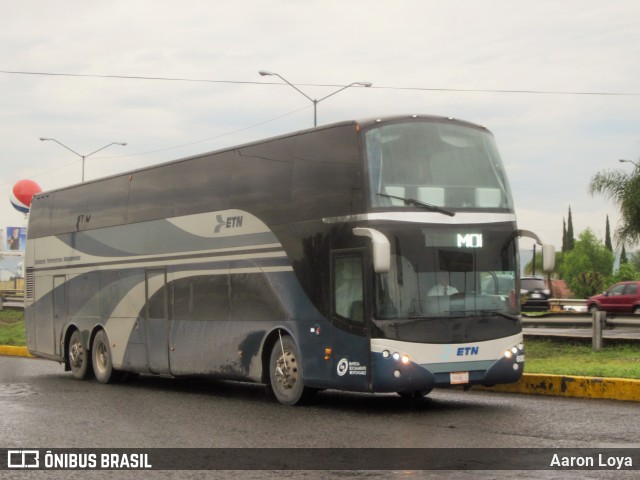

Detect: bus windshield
[374,225,519,323]
[365,119,514,211]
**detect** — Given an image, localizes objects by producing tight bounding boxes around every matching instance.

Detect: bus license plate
[450,372,469,385]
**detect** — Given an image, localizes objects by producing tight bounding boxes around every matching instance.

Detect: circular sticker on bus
[337,358,349,377]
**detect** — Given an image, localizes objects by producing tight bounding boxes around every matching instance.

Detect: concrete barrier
[0,345,32,357]
[478,373,640,403]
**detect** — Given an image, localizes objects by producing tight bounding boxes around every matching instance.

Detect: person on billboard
[7,228,21,251]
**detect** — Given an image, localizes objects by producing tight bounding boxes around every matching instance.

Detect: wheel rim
[95,342,109,375]
[274,349,298,391]
[69,338,84,369]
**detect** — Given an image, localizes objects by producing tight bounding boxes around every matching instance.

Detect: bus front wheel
[268,335,310,406]
[92,330,115,384]
[68,329,92,380]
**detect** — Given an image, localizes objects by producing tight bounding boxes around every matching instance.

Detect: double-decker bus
[24,114,554,405]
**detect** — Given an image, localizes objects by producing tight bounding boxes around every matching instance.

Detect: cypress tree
[566,206,575,250]
[605,215,613,252]
[621,244,628,264]
[562,218,568,252]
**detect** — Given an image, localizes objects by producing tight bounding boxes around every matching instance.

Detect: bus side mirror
[352,227,391,273]
[542,244,555,273]
[517,229,556,273]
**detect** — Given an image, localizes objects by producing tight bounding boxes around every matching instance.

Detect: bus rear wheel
[68,329,92,380]
[268,335,310,406]
[92,330,115,384]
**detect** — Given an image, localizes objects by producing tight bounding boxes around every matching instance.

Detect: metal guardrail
[0,290,23,301]
[522,313,640,327]
[522,311,640,350]
[0,289,25,310]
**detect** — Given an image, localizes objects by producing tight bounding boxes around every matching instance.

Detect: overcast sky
[1,0,639,252]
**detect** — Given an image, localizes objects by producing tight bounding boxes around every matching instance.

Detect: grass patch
[525,337,640,379]
[1,312,639,379]
[0,309,26,346]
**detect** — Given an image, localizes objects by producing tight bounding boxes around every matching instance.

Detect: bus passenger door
[145,268,170,374]
[330,250,371,391]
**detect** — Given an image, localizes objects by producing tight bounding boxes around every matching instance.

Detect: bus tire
[68,329,92,380]
[268,335,309,406]
[92,330,115,384]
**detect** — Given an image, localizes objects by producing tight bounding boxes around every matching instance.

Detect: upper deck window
[365,120,514,211]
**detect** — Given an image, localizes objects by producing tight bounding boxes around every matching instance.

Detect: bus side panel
[166,270,233,377]
[52,275,67,357]
[166,270,332,383]
[28,273,56,357]
[268,272,335,388]
[97,269,149,372]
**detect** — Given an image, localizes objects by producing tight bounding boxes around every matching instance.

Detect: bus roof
[33,114,491,199]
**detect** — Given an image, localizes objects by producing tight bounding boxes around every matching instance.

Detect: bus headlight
[381,350,410,365]
[504,344,524,362]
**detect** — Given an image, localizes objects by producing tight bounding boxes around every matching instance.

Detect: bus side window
[333,254,364,325]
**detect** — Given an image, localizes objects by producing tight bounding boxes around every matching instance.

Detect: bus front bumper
[369,344,525,393]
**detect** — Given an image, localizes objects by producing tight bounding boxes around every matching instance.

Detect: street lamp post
[39,138,127,182]
[619,158,640,168]
[258,70,372,126]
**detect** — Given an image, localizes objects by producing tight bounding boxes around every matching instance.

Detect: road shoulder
[477,373,640,402]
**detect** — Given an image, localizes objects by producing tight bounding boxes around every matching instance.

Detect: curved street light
[619,158,640,168]
[258,70,372,126]
[39,138,127,182]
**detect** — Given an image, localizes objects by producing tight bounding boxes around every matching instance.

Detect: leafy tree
[589,167,640,245]
[573,271,607,297]
[559,229,614,298]
[611,262,639,283]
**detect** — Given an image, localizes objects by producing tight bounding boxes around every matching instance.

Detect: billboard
[5,227,27,253]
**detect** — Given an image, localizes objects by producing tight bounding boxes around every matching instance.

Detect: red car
[587,281,640,314]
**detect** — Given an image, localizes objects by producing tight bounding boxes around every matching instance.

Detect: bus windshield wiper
[377,193,455,217]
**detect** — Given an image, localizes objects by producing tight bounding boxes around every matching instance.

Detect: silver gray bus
[25,115,553,405]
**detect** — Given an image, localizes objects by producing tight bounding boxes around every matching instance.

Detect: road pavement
[0,355,639,479]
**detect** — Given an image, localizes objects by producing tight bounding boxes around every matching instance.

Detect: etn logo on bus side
[457,233,483,248]
[214,215,244,234]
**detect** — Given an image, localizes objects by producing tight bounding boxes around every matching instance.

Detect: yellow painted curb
[0,345,33,357]
[479,373,640,403]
